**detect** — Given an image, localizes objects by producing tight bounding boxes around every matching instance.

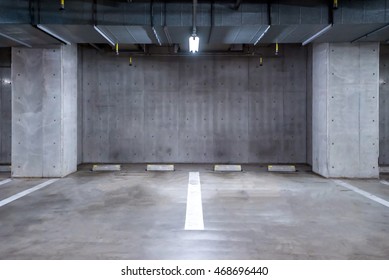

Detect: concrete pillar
[379,45,389,165]
[0,67,11,164]
[0,48,11,165]
[312,43,379,178]
[11,45,78,177]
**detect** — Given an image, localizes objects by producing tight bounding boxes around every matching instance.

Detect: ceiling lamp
[189,35,199,53]
[189,0,199,53]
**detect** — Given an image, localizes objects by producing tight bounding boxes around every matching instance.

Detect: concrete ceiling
[0,0,388,51]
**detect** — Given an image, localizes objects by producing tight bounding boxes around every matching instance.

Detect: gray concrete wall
[12,45,78,177]
[379,44,389,165]
[312,42,379,178]
[81,45,307,164]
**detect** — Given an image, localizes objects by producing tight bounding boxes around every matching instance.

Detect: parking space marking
[333,179,389,208]
[0,179,58,208]
[185,172,204,230]
[0,179,12,186]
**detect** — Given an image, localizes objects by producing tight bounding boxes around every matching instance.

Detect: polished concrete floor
[0,164,388,259]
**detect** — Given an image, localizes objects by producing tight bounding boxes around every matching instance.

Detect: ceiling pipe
[233,0,243,10]
[162,2,173,46]
[103,51,281,58]
[267,0,271,25]
[192,0,197,36]
[207,0,214,44]
[0,32,32,48]
[351,23,389,43]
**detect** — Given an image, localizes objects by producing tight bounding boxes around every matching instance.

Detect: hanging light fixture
[189,0,199,53]
[189,35,199,53]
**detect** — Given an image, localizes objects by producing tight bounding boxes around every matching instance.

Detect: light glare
[189,35,199,53]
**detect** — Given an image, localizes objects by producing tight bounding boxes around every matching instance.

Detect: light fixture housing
[189,35,199,53]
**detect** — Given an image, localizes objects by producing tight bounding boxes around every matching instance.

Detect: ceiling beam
[0,31,32,47]
[302,24,332,45]
[351,23,389,43]
[36,24,71,45]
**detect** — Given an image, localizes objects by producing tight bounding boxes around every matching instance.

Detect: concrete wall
[379,44,389,165]
[12,45,78,177]
[81,45,307,164]
[312,42,379,178]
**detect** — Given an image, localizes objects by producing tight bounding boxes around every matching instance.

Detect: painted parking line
[0,179,12,186]
[333,179,389,208]
[0,179,58,208]
[379,180,389,186]
[185,172,204,230]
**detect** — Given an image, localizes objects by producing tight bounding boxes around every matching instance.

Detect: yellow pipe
[333,0,338,8]
[115,43,119,55]
[60,0,65,10]
[275,43,279,55]
[259,57,263,66]
[129,57,133,66]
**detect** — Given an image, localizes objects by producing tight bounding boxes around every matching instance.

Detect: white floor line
[0,179,59,208]
[333,179,389,208]
[379,180,389,186]
[0,179,12,186]
[185,172,204,230]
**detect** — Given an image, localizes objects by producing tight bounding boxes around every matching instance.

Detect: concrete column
[0,49,11,165]
[11,45,78,177]
[379,45,389,165]
[312,42,379,178]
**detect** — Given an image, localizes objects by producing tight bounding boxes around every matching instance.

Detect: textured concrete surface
[77,46,83,165]
[81,45,307,164]
[0,66,11,164]
[0,164,388,259]
[306,45,312,166]
[312,42,379,178]
[11,45,78,177]
[61,44,78,176]
[379,44,389,165]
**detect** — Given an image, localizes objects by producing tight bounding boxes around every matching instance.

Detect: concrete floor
[0,164,388,259]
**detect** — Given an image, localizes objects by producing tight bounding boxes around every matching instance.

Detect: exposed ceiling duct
[0,0,388,50]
